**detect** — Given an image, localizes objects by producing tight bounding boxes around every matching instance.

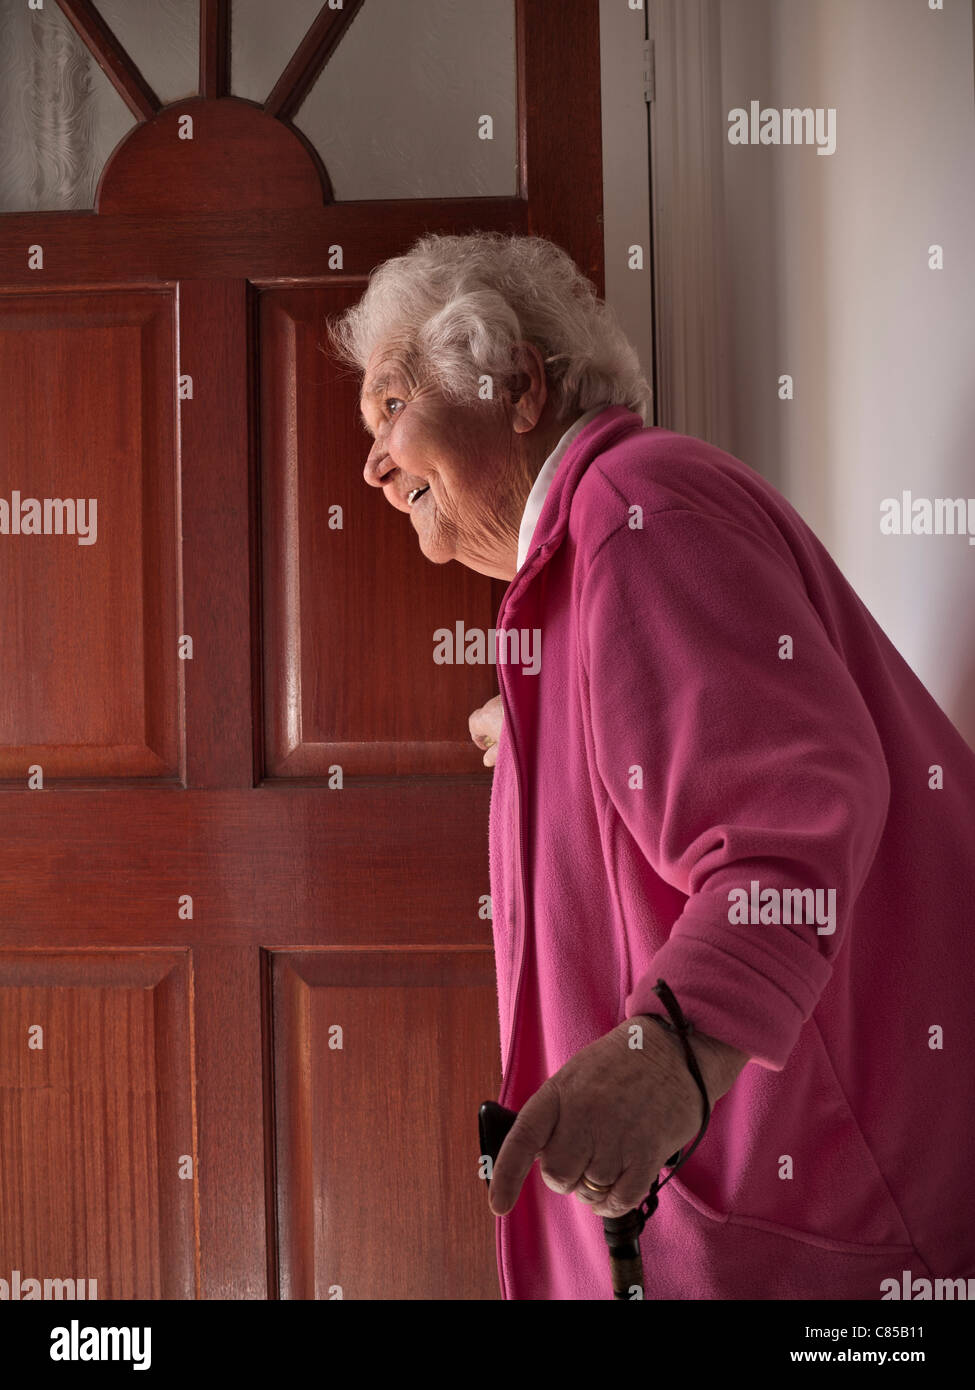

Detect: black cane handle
[478,1100,518,1177]
[479,1101,677,1182]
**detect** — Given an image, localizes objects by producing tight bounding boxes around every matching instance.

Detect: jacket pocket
[662,1019,920,1255]
[642,1186,928,1300]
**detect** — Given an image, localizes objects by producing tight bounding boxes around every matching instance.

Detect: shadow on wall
[943,396,975,751]
[718,0,832,520]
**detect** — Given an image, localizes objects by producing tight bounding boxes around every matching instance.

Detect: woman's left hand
[469,693,503,767]
[487,1017,748,1218]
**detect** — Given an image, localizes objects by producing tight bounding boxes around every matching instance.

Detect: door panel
[259,285,500,779]
[0,290,180,780]
[272,949,499,1300]
[0,951,197,1299]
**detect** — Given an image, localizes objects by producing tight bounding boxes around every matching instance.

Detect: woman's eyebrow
[361,372,395,402]
[359,373,395,436]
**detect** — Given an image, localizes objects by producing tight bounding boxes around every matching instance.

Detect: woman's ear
[504,341,549,429]
[504,370,532,405]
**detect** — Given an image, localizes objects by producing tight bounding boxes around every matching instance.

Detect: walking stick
[480,979,711,1299]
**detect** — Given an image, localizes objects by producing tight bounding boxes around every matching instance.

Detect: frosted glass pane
[0,0,136,212]
[292,0,517,200]
[232,0,324,105]
[94,0,200,105]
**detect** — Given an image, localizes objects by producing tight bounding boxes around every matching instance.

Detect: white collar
[516,405,611,571]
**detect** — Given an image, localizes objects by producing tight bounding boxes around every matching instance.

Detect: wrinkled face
[359,345,533,579]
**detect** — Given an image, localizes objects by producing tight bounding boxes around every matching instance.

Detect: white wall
[714,0,975,742]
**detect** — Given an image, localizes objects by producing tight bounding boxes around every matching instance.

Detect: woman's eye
[385,397,405,417]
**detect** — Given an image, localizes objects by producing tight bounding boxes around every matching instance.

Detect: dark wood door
[0,0,604,1299]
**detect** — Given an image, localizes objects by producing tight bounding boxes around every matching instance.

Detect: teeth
[407,486,429,506]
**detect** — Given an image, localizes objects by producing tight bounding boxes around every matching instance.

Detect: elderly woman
[327,231,975,1301]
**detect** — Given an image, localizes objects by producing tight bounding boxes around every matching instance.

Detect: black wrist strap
[636,978,712,1227]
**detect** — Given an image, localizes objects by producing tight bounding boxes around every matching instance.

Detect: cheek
[434,432,483,499]
[398,413,478,516]
[394,414,425,460]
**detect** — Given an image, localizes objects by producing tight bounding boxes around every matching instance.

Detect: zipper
[495,581,533,1092]
[498,688,530,1089]
[494,587,532,1304]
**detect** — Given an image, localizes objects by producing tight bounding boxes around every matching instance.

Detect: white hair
[324,231,653,426]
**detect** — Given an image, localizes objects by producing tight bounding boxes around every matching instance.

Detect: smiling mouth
[407,485,430,507]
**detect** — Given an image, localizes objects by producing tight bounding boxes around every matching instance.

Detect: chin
[414,526,452,566]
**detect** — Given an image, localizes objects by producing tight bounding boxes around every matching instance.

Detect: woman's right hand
[469,694,504,767]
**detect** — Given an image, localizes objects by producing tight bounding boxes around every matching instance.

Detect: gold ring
[579,1176,614,1194]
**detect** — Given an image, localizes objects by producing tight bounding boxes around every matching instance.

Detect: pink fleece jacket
[488,405,975,1300]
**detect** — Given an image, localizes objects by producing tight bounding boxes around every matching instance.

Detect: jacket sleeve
[579,506,891,1070]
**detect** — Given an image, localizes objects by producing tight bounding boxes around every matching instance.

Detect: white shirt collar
[516,405,611,571]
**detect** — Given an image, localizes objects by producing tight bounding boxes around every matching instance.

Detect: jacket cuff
[624,920,834,1070]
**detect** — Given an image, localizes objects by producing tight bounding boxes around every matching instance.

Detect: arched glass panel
[0,0,519,212]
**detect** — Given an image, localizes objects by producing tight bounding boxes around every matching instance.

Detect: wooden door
[0,0,604,1300]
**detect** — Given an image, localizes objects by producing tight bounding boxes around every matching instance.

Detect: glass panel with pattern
[231,0,324,106]
[235,0,519,200]
[93,0,200,104]
[0,0,135,212]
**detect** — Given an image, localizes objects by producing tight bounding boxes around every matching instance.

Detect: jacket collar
[516,405,613,570]
[504,404,645,605]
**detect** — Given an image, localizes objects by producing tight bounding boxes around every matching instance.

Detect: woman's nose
[363,447,392,488]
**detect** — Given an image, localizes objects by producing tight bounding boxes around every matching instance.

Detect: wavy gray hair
[324,231,653,426]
